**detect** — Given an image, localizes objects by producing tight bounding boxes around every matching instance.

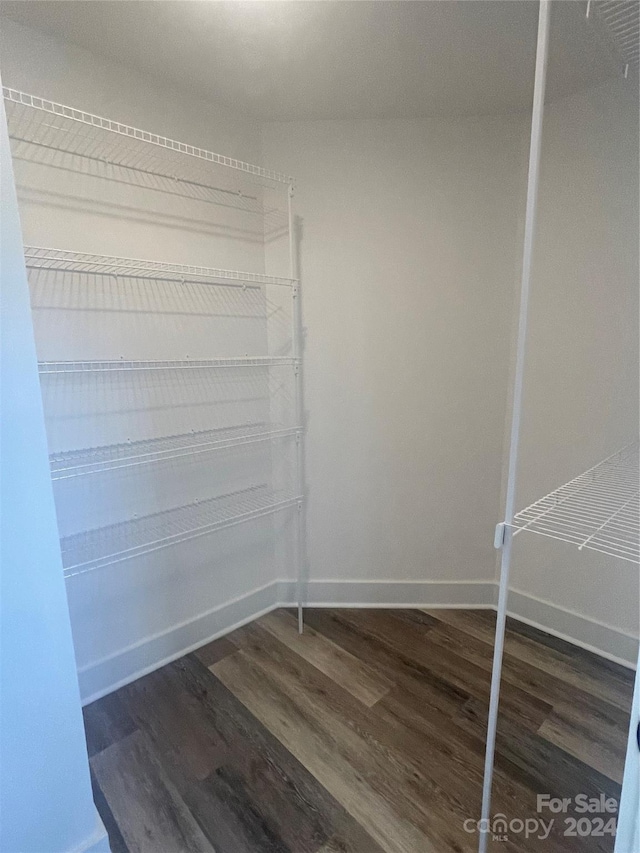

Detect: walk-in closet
[1,2,638,852]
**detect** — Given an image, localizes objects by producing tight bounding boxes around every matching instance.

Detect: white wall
[507,76,640,664]
[262,116,525,599]
[0,83,108,853]
[4,14,636,698]
[263,84,639,663]
[0,19,298,700]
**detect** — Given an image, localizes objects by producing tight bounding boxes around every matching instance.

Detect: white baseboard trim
[508,588,639,669]
[77,578,636,703]
[277,578,497,608]
[78,580,281,705]
[77,579,495,703]
[67,814,109,853]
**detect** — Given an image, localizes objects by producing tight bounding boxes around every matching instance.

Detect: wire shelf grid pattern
[50,423,302,479]
[4,88,293,186]
[597,1,640,69]
[23,246,297,289]
[24,246,297,289]
[61,485,303,577]
[38,357,298,374]
[510,443,640,563]
[6,94,303,584]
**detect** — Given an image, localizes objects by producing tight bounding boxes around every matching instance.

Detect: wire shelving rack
[38,357,299,374]
[23,246,297,290]
[509,442,640,564]
[61,485,303,578]
[596,1,640,72]
[50,423,302,480]
[3,87,291,192]
[480,5,638,851]
[6,89,306,619]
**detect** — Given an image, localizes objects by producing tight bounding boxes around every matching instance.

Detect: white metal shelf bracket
[493,522,506,549]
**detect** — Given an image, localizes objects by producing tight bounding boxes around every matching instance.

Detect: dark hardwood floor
[83,608,634,853]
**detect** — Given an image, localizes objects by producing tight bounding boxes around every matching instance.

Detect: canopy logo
[464,797,619,843]
[463,815,554,841]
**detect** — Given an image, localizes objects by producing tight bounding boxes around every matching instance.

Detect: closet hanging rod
[61,485,304,577]
[23,246,298,288]
[3,88,294,185]
[38,357,299,374]
[50,424,303,480]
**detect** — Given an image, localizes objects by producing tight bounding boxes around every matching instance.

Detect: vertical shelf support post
[288,181,306,633]
[478,3,550,851]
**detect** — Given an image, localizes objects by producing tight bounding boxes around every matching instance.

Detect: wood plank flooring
[83,608,635,853]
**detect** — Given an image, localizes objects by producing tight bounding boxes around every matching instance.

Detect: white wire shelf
[3,88,292,190]
[61,485,303,577]
[38,357,298,374]
[50,423,302,479]
[510,442,640,564]
[24,246,297,289]
[596,1,640,71]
